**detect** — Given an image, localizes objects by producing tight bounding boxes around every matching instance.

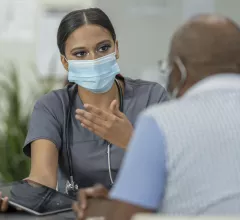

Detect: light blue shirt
[110,115,166,210]
[111,74,240,215]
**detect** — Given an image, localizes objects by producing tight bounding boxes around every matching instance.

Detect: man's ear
[61,55,68,71]
[115,40,120,59]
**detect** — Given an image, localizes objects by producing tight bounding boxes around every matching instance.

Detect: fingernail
[84,104,88,108]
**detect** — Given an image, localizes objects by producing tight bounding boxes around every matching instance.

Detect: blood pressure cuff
[10,180,74,213]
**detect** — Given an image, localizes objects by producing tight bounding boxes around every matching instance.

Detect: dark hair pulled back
[57,8,116,56]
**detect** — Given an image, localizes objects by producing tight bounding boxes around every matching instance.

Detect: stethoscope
[65,79,123,196]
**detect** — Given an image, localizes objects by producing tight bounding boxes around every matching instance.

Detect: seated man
[73,14,240,219]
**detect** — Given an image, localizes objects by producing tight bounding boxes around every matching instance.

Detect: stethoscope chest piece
[65,79,123,194]
[65,177,79,197]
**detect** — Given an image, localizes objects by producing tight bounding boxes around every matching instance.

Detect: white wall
[0,0,240,99]
[94,0,182,79]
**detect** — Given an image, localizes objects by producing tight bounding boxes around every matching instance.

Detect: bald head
[169,14,240,72]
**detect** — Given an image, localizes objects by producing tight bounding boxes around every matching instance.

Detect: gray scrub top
[23,77,168,192]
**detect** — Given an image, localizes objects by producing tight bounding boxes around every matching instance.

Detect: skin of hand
[0,192,8,212]
[75,100,133,149]
[72,184,109,219]
[72,184,153,220]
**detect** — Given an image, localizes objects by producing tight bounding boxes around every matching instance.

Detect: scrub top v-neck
[23,77,169,192]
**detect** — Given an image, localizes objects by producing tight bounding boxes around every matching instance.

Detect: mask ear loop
[63,55,71,86]
[171,56,187,98]
[114,42,119,59]
[64,56,68,63]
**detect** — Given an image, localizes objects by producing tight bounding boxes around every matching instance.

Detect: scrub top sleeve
[23,96,62,157]
[148,83,169,105]
[110,114,167,210]
[155,84,169,103]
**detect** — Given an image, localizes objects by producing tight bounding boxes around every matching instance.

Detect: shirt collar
[184,73,240,98]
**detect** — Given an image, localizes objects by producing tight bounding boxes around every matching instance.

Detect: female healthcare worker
[0,7,168,211]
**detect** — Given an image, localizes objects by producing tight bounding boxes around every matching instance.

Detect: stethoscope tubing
[65,79,123,194]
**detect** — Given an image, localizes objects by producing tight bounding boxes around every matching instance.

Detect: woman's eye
[98,45,111,52]
[74,51,87,57]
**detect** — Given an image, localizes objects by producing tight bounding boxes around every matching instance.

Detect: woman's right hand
[0,192,9,212]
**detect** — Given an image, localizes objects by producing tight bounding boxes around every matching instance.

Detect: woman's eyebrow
[96,40,112,46]
[70,46,86,53]
[70,40,112,53]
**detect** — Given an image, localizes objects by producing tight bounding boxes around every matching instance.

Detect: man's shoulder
[143,97,196,120]
[143,100,177,115]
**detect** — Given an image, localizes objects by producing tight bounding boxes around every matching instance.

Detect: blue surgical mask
[67,52,120,93]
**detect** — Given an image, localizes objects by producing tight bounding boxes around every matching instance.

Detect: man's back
[146,74,240,214]
[73,14,240,220]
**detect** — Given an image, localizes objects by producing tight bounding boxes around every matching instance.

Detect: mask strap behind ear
[172,57,187,98]
[114,42,118,58]
[61,53,68,63]
[176,57,187,84]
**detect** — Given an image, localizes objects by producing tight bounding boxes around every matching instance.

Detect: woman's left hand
[75,100,133,149]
